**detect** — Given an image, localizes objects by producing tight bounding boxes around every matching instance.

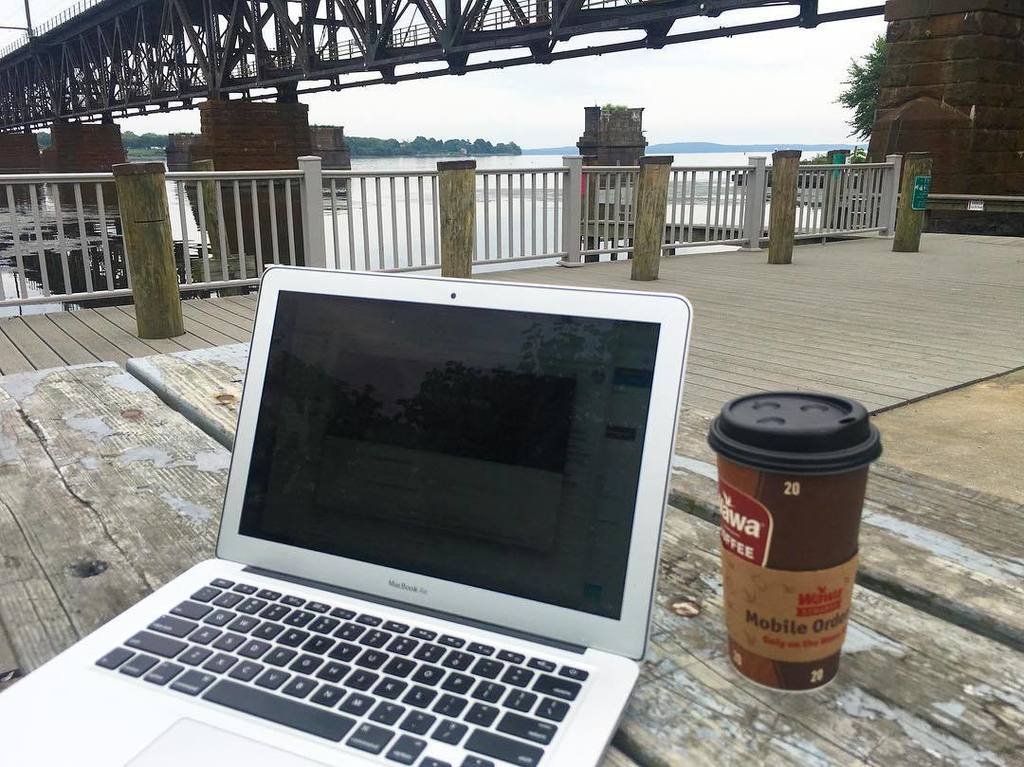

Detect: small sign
[968,199,985,212]
[911,175,932,211]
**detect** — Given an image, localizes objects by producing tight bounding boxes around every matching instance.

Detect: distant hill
[523,141,858,155]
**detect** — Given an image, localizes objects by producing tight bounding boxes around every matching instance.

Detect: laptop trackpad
[126,718,335,767]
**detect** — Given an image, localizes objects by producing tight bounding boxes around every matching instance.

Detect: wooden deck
[1,233,1020,416]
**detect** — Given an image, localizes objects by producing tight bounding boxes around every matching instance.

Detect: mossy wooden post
[767,149,801,265]
[893,152,933,253]
[112,162,184,339]
[437,159,475,278]
[630,156,673,281]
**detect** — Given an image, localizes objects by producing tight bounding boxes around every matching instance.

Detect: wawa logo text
[718,481,774,566]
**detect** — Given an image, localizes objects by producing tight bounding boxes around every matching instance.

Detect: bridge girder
[0,0,882,131]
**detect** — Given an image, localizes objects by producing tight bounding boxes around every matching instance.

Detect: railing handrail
[929,193,1024,202]
[323,169,439,178]
[0,171,114,183]
[166,170,303,181]
[798,162,892,170]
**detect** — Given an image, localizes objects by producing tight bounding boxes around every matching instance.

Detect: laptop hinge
[243,565,587,655]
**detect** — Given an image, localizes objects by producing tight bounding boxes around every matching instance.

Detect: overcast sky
[0,1,884,147]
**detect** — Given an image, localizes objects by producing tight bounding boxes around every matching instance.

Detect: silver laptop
[0,268,692,767]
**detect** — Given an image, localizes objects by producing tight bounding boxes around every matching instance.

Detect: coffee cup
[707,392,882,691]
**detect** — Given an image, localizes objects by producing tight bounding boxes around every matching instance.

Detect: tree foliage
[838,35,886,141]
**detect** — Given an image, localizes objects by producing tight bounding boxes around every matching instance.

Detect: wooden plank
[184,298,255,333]
[116,304,216,351]
[98,306,191,353]
[47,311,130,368]
[179,301,251,343]
[670,409,1024,654]
[0,324,34,375]
[620,506,1024,766]
[0,319,64,370]
[127,344,249,449]
[70,308,166,359]
[600,747,640,767]
[0,363,227,671]
[20,313,97,366]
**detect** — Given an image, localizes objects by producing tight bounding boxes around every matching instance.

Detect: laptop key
[256,589,281,601]
[290,654,324,675]
[144,662,184,686]
[191,586,221,603]
[259,604,290,622]
[403,685,438,708]
[212,632,245,652]
[189,626,222,645]
[470,659,503,679]
[265,647,297,667]
[497,650,525,664]
[282,675,317,699]
[432,719,468,745]
[375,678,408,700]
[203,609,236,626]
[360,630,392,648]
[310,684,345,707]
[356,649,387,669]
[308,616,339,635]
[442,651,473,671]
[255,669,290,690]
[433,694,468,718]
[336,623,366,641]
[411,628,437,641]
[171,601,212,620]
[471,681,505,703]
[329,642,360,662]
[411,664,444,686]
[438,635,465,648]
[505,690,538,713]
[180,646,213,666]
[536,697,570,722]
[210,578,234,589]
[316,662,350,683]
[306,602,330,614]
[421,760,452,767]
[119,654,159,677]
[302,635,335,655]
[339,692,374,716]
[284,610,315,628]
[388,637,418,656]
[252,622,285,641]
[232,583,258,595]
[497,711,557,745]
[370,701,405,726]
[356,614,382,626]
[441,673,474,695]
[204,679,356,742]
[238,639,272,659]
[533,673,581,701]
[461,758,494,767]
[279,629,310,647]
[280,595,305,607]
[202,653,238,674]
[465,729,544,767]
[236,598,267,615]
[467,643,494,656]
[559,665,589,681]
[400,710,435,735]
[226,615,259,633]
[330,607,356,620]
[527,658,556,673]
[228,661,264,682]
[414,643,445,663]
[170,670,216,696]
[382,657,416,678]
[465,703,499,727]
[212,592,243,608]
[501,666,534,688]
[125,631,187,658]
[385,734,426,765]
[345,670,379,690]
[346,722,394,755]
[383,620,409,633]
[96,647,134,669]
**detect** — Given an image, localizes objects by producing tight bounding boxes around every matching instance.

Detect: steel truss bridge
[0,0,882,131]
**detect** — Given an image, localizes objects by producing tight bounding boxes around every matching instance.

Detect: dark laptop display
[239,291,660,619]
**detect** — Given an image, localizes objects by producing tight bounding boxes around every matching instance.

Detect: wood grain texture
[767,150,801,265]
[893,154,933,253]
[438,163,475,278]
[630,158,672,281]
[671,408,1024,653]
[0,363,227,673]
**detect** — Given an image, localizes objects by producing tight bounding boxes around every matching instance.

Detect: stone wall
[165,133,198,170]
[869,0,1024,195]
[0,133,40,173]
[310,125,352,169]
[577,106,647,166]
[190,100,312,171]
[40,123,126,172]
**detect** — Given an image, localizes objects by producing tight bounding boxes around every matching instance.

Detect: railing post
[879,153,902,237]
[112,161,184,339]
[740,156,767,251]
[298,155,327,268]
[437,159,475,278]
[767,149,801,265]
[893,152,932,253]
[630,156,673,281]
[558,156,583,267]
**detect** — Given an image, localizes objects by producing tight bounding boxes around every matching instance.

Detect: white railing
[792,162,892,239]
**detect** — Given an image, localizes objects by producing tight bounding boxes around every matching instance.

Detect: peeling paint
[863,510,1024,580]
[159,492,214,523]
[79,456,100,470]
[118,446,177,468]
[0,369,50,403]
[194,450,230,472]
[104,372,151,393]
[843,623,906,656]
[175,343,249,370]
[0,432,19,465]
[63,414,115,443]
[672,454,718,481]
[932,701,966,720]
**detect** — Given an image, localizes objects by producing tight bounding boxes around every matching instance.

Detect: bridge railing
[792,162,894,239]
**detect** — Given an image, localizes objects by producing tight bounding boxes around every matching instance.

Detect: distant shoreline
[523,142,859,155]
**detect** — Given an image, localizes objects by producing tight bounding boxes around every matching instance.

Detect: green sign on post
[911,175,932,211]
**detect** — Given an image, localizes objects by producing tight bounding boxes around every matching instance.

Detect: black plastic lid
[707,392,882,475]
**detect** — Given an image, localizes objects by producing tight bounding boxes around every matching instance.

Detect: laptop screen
[239,290,661,619]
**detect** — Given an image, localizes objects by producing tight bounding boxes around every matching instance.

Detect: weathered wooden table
[2,353,1023,766]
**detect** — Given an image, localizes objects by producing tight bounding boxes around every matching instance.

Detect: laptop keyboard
[94,578,590,767]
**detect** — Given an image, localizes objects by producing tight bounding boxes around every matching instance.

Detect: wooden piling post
[767,149,802,265]
[630,156,673,281]
[437,159,475,278]
[893,152,933,253]
[112,162,184,339]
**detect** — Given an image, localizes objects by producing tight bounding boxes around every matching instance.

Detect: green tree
[838,35,886,141]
